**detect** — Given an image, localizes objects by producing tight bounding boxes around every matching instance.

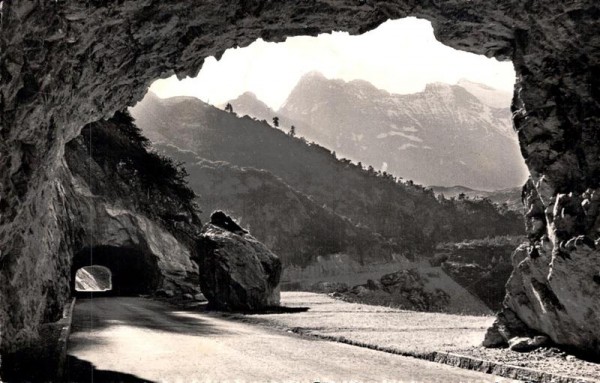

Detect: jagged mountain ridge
[227,72,528,190]
[131,94,525,261]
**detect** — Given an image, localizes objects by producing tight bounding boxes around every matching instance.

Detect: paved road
[67,297,515,382]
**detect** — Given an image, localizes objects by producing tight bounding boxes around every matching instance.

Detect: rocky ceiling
[0,0,598,356]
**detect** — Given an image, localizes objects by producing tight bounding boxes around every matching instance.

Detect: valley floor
[231,292,494,355]
[229,293,599,382]
[63,293,600,382]
[67,296,513,382]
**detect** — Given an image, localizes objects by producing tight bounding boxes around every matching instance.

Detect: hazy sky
[150,17,515,110]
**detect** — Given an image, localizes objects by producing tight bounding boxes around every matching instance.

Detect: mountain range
[225,72,527,191]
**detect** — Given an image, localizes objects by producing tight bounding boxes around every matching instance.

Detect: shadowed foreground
[67,297,514,382]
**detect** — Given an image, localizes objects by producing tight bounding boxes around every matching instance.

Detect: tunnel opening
[71,246,162,297]
[75,265,112,293]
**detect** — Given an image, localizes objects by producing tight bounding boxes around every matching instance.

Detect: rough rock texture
[1,0,599,356]
[210,211,248,236]
[483,308,542,349]
[66,202,198,296]
[487,240,600,356]
[435,236,525,311]
[338,267,491,315]
[197,222,282,311]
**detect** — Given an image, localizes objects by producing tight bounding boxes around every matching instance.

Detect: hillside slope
[131,93,525,260]
[156,143,408,270]
[431,185,522,211]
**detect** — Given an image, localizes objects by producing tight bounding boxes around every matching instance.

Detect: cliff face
[63,114,201,297]
[0,111,202,351]
[1,0,599,355]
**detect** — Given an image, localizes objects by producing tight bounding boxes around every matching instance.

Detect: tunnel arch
[71,246,162,297]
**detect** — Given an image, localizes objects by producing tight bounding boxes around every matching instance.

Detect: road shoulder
[204,292,599,383]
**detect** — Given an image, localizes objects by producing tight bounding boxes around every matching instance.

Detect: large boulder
[197,215,281,311]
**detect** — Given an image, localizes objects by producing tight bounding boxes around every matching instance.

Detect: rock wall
[1,0,599,355]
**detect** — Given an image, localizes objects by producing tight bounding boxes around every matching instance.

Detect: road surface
[67,297,515,382]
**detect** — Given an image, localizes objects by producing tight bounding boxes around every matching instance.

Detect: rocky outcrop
[338,267,491,315]
[487,240,600,355]
[435,236,525,311]
[67,201,199,296]
[210,211,248,236]
[64,113,201,297]
[1,0,599,357]
[483,308,548,350]
[484,180,600,356]
[197,219,282,311]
